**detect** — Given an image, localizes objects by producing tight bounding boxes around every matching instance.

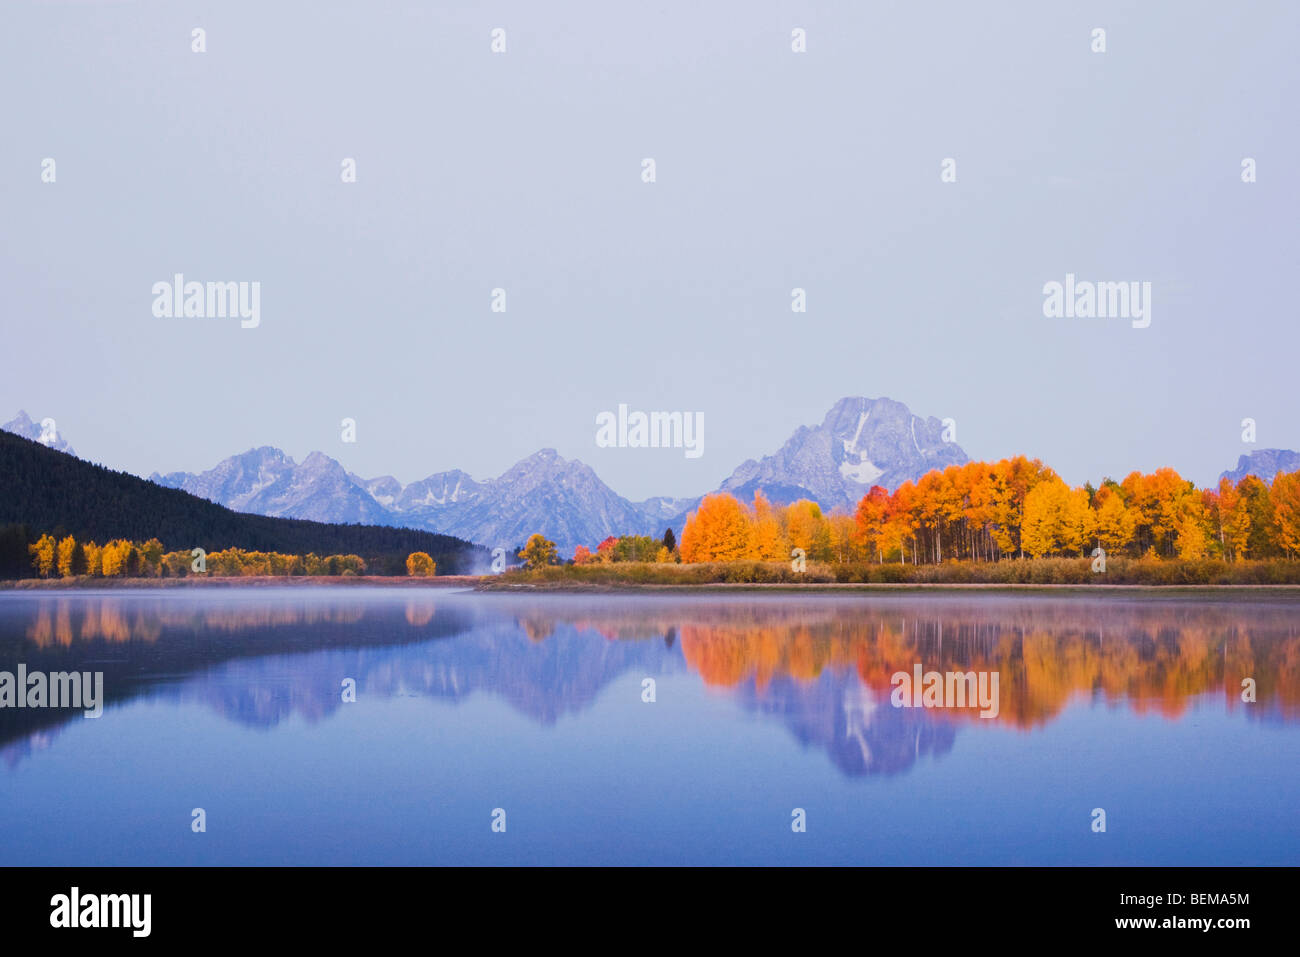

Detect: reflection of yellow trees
[519,618,555,643]
[570,618,672,642]
[26,601,142,646]
[27,611,54,647]
[201,604,366,630]
[18,596,1300,730]
[510,600,1300,727]
[405,601,436,627]
[22,599,375,646]
[854,620,1300,727]
[681,624,840,690]
[85,603,131,643]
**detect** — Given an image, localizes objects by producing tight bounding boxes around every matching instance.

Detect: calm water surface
[1,587,1297,865]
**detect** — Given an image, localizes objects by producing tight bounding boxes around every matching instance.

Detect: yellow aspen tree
[1272,470,1300,558]
[680,493,754,562]
[990,457,1048,558]
[1062,486,1097,556]
[828,512,860,563]
[886,481,920,563]
[82,541,102,577]
[1021,476,1069,557]
[854,486,891,561]
[1094,489,1136,555]
[1147,468,1192,555]
[1216,478,1251,560]
[518,534,557,569]
[405,552,436,576]
[750,491,789,561]
[29,534,57,578]
[1174,511,1211,559]
[785,499,831,561]
[140,538,164,577]
[56,535,78,577]
[100,540,132,577]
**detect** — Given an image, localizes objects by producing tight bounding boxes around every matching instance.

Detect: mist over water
[1,587,1297,865]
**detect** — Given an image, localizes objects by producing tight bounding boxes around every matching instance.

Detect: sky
[2,1,1297,501]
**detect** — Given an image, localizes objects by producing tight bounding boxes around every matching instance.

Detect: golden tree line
[676,459,1300,564]
[25,534,374,579]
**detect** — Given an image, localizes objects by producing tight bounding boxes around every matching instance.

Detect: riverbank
[0,575,482,590]
[476,580,1300,597]
[6,555,1300,594]
[482,557,1300,589]
[6,577,1300,598]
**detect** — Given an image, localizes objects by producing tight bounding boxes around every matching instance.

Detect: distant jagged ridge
[715,395,967,511]
[7,396,969,554]
[1221,449,1300,486]
[2,410,74,456]
[152,446,653,556]
[142,397,966,552]
[18,401,1298,557]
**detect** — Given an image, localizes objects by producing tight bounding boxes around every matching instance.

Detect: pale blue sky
[2,1,1296,499]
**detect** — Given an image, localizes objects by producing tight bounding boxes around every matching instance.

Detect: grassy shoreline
[476,579,1300,594]
[0,575,482,590]
[484,557,1300,587]
[7,557,1300,597]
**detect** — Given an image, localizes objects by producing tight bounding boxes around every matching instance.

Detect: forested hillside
[0,430,485,577]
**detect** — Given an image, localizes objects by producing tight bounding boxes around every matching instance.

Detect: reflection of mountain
[187,619,684,729]
[0,595,688,762]
[0,594,478,759]
[735,673,956,777]
[3,593,1298,777]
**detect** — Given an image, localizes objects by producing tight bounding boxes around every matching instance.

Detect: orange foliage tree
[679,493,755,562]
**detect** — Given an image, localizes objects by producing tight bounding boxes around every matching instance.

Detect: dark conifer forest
[0,430,485,577]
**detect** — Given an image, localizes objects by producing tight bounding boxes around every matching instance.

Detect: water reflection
[1,590,1297,777]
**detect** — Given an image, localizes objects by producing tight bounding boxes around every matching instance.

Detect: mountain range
[0,427,485,576]
[141,396,965,553]
[6,398,962,553]
[1220,449,1300,486]
[717,396,966,512]
[8,400,1294,555]
[2,410,74,456]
